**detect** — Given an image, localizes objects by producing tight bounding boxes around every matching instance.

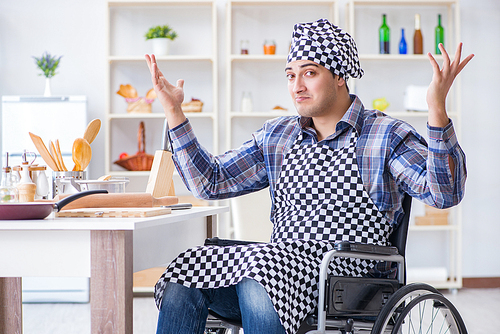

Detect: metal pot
[73,177,129,193]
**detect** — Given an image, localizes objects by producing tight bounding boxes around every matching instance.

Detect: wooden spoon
[29,132,59,171]
[83,119,101,144]
[55,139,68,171]
[98,174,113,181]
[72,138,92,171]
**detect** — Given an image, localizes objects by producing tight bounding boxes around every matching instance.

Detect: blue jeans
[156,278,287,334]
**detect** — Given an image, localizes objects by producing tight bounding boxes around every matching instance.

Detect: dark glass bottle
[413,14,423,54]
[435,14,444,54]
[399,28,407,54]
[379,14,390,54]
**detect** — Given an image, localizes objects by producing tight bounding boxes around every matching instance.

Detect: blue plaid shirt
[169,95,466,227]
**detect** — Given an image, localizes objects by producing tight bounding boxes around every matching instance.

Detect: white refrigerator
[1,95,90,303]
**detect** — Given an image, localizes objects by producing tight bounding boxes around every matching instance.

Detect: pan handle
[54,190,109,212]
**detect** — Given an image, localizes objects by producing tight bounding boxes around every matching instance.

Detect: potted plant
[145,25,178,56]
[33,52,62,97]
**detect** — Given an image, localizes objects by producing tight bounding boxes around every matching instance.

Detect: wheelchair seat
[205,193,468,334]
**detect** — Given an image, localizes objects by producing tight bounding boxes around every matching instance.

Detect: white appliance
[1,95,90,303]
[1,95,87,169]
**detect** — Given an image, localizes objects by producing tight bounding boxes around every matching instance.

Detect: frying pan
[0,190,108,220]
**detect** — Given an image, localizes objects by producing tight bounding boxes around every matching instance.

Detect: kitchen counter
[0,205,229,334]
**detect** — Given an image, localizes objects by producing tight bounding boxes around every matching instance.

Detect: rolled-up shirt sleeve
[389,119,466,209]
[168,119,269,200]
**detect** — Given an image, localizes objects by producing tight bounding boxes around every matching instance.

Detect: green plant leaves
[33,52,62,78]
[145,25,177,40]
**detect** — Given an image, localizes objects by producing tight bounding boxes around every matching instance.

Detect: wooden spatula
[83,119,101,144]
[55,139,68,171]
[29,132,59,171]
[49,140,62,171]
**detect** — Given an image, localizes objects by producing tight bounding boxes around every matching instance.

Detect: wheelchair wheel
[391,292,467,334]
[371,283,439,333]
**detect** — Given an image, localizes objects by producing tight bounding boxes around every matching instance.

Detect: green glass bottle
[379,14,390,54]
[435,14,444,54]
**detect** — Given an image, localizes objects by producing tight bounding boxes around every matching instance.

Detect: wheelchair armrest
[334,241,399,256]
[204,237,262,246]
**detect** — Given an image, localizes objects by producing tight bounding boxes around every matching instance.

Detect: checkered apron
[154,131,392,334]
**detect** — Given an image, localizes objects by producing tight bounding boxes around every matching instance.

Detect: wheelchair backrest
[388,193,412,258]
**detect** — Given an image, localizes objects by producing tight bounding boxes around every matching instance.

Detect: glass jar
[240,40,249,55]
[263,40,276,55]
[0,167,19,203]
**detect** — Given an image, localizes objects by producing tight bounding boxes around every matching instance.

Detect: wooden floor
[22,288,500,334]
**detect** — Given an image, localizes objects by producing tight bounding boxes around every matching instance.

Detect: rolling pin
[50,192,179,210]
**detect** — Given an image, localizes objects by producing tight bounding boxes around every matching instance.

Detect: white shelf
[108,112,215,119]
[230,54,287,62]
[348,0,462,290]
[105,0,219,176]
[230,111,293,118]
[230,0,337,4]
[108,0,215,7]
[359,54,444,60]
[350,0,457,5]
[108,55,214,62]
[225,0,339,150]
[384,111,458,117]
[409,224,459,232]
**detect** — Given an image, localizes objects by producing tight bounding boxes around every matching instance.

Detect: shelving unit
[105,0,218,182]
[347,0,462,289]
[225,0,339,150]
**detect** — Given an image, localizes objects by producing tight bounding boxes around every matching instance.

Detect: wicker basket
[126,98,153,113]
[181,100,203,113]
[114,122,154,171]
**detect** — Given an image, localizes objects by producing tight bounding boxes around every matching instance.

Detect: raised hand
[145,54,186,128]
[426,43,474,127]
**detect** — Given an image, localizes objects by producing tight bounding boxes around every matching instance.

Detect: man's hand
[145,54,187,128]
[426,43,474,127]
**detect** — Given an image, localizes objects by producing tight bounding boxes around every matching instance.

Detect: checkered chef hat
[287,19,363,79]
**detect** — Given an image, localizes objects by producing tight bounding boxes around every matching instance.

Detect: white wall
[0,0,498,278]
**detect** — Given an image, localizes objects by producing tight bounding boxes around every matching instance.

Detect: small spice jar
[240,40,249,55]
[263,40,276,55]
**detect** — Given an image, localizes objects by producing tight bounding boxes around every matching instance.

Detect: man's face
[285,60,338,118]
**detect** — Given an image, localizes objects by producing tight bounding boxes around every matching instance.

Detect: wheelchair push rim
[371,283,467,334]
[391,292,467,334]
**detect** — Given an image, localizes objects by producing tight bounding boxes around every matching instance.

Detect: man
[145,19,473,334]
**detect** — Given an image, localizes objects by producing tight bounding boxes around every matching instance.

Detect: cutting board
[56,207,171,218]
[51,193,179,210]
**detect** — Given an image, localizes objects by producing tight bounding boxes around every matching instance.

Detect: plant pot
[151,38,171,56]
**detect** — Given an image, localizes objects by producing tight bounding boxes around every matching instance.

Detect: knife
[145,118,176,197]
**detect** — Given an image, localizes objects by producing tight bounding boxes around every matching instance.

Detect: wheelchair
[205,194,468,334]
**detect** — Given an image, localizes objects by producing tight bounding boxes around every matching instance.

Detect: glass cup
[263,40,276,55]
[240,40,249,55]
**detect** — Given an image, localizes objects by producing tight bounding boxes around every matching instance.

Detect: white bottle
[35,169,49,199]
[241,92,253,113]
